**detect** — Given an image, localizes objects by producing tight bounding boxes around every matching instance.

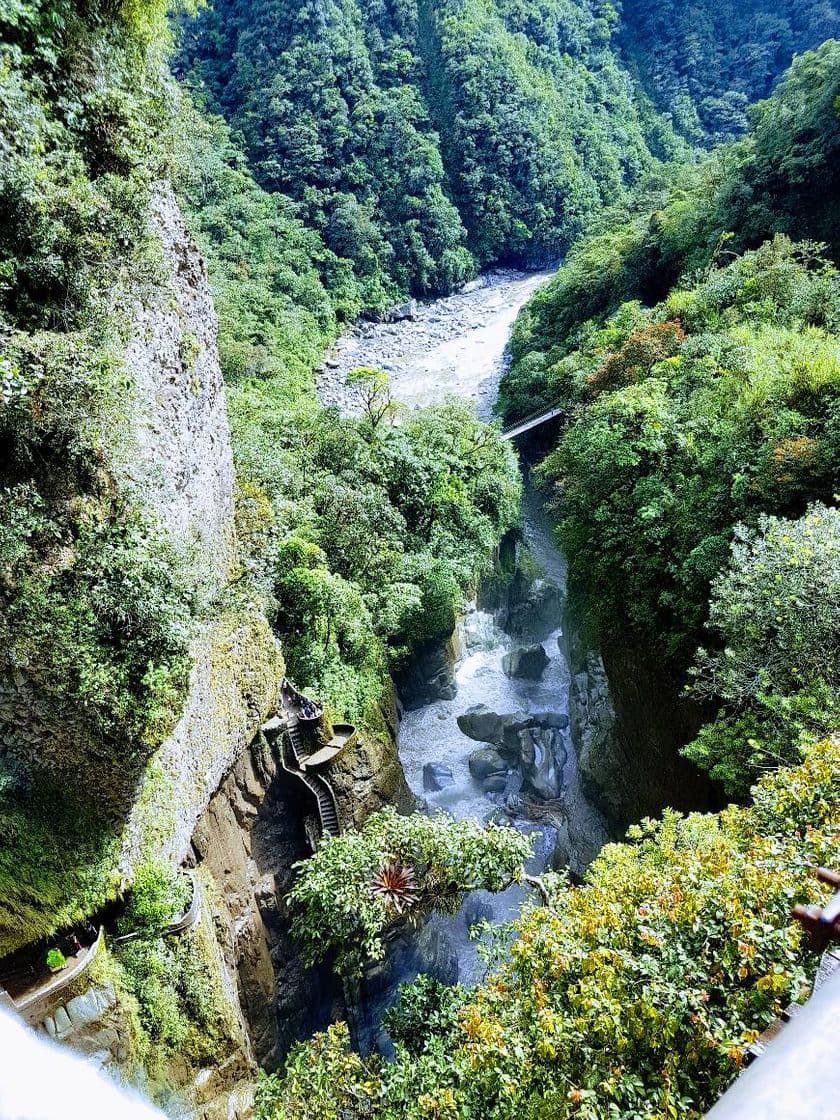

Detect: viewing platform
[0,927,104,1026]
[265,679,358,843]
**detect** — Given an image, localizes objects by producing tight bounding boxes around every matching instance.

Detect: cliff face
[563,593,712,829]
[117,182,284,893]
[2,173,414,1110]
[190,700,413,1073]
[126,185,236,590]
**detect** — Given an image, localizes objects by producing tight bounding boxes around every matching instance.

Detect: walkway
[501,402,565,440]
[0,929,104,1025]
[278,718,342,841]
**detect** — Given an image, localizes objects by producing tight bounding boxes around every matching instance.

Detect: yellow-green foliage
[258,738,840,1120]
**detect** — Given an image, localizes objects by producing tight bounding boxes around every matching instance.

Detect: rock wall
[116,180,284,891]
[562,593,712,829]
[189,709,411,1072]
[41,185,283,1110]
[126,182,236,592]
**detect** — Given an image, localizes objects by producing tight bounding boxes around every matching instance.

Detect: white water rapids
[321,270,609,1038]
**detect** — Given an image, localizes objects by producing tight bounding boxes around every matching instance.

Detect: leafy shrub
[288,808,533,976]
[118,862,192,938]
[684,504,840,793]
[117,918,233,1069]
[45,948,66,971]
[260,739,840,1119]
[383,975,466,1054]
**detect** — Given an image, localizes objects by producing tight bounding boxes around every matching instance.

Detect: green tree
[287,808,534,976]
[684,505,840,794]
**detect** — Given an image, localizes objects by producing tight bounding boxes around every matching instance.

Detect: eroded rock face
[189,694,413,1071]
[561,596,711,828]
[127,182,235,591]
[190,733,340,1071]
[116,182,285,888]
[395,636,459,710]
[328,704,415,829]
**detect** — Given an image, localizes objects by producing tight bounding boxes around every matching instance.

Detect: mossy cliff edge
[0,174,283,956]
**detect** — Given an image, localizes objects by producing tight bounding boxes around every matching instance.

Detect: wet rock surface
[467,746,507,780]
[423,762,455,791]
[395,636,459,710]
[503,643,549,679]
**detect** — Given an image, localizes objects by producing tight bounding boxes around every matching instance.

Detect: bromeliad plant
[371,860,420,916]
[288,808,533,977]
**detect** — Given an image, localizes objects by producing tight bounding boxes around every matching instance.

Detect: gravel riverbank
[316,268,554,418]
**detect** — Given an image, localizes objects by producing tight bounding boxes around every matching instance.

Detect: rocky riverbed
[316,268,554,417]
[327,267,613,1053]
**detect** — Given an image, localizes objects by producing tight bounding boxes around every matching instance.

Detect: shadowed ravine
[317,271,610,1050]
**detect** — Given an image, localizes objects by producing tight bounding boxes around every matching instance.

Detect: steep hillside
[620,0,840,144]
[499,44,840,813]
[177,0,839,308]
[177,0,681,304]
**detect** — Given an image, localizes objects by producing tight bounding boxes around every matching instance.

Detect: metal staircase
[277,720,342,843]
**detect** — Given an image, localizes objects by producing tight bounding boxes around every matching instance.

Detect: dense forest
[177,0,836,309]
[620,0,840,143]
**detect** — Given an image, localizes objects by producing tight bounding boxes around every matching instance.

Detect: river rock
[457,704,509,744]
[423,762,455,791]
[384,298,418,322]
[468,747,507,781]
[482,775,508,794]
[521,729,567,800]
[502,643,549,680]
[531,710,569,730]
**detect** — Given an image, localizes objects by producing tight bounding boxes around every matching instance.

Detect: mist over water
[0,1009,163,1120]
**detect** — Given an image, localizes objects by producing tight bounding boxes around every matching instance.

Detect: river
[317,269,609,1046]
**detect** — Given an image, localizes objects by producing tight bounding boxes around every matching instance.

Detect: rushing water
[320,270,608,1044]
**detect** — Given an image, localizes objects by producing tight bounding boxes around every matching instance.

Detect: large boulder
[385,298,418,322]
[481,775,508,794]
[502,643,549,680]
[423,762,455,792]
[530,710,569,730]
[468,747,507,781]
[457,704,511,744]
[521,728,567,800]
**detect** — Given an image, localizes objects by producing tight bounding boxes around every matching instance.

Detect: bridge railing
[500,400,566,439]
